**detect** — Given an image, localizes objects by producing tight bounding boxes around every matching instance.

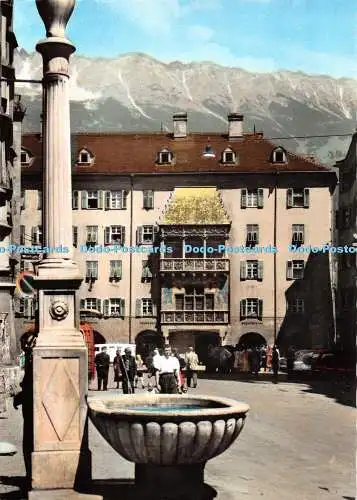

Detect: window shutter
[121,226,126,245]
[241,188,247,209]
[257,188,264,208]
[96,299,102,314]
[118,261,122,279]
[94,262,98,279]
[80,299,85,310]
[98,190,104,209]
[120,298,125,317]
[287,189,293,208]
[104,227,110,245]
[258,261,264,281]
[137,226,143,245]
[303,188,310,208]
[103,299,110,317]
[258,299,263,319]
[105,191,111,210]
[122,190,127,209]
[81,190,88,209]
[152,303,157,317]
[20,225,25,245]
[31,226,36,245]
[153,225,159,242]
[240,261,247,280]
[301,225,305,244]
[135,298,141,317]
[240,299,245,319]
[37,191,42,210]
[256,226,260,244]
[21,191,26,209]
[286,261,293,280]
[72,190,79,210]
[73,226,78,247]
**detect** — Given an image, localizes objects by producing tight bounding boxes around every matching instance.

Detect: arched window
[77,148,94,165]
[271,147,287,164]
[221,147,237,164]
[157,148,173,164]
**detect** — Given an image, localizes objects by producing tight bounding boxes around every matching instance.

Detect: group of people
[233,344,280,378]
[94,344,200,394]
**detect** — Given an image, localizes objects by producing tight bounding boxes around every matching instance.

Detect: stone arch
[238,332,267,348]
[93,330,106,344]
[135,330,163,360]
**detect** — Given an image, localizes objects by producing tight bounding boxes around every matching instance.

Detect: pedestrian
[172,348,187,393]
[155,345,180,394]
[119,348,137,394]
[185,346,199,388]
[95,346,110,391]
[261,346,267,372]
[287,346,295,378]
[272,344,280,383]
[135,354,145,389]
[243,347,249,372]
[250,346,261,376]
[113,349,122,389]
[145,350,156,391]
[267,345,273,372]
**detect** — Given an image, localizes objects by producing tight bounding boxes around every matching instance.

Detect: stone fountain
[87,393,249,499]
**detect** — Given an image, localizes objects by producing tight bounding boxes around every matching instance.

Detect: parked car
[311,351,355,375]
[280,349,326,372]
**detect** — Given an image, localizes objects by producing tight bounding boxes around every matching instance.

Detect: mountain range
[14,49,357,166]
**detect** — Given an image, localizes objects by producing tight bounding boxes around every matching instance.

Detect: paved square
[0,375,355,499]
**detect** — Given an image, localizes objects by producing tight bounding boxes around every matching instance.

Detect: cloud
[187,25,215,42]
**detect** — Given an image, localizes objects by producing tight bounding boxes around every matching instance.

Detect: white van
[94,343,136,363]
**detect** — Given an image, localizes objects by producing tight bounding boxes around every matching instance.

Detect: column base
[135,463,215,500]
[32,449,92,491]
[28,489,102,500]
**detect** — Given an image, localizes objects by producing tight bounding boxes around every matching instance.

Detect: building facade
[0,0,24,365]
[20,113,337,360]
[334,132,356,352]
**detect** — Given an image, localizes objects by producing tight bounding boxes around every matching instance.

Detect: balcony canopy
[161,187,230,225]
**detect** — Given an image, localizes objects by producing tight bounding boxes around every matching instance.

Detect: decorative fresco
[162,287,173,305]
[217,278,229,306]
[162,187,230,224]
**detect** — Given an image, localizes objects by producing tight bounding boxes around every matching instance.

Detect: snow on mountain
[13,50,357,164]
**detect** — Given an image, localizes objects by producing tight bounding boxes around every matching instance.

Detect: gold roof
[161,187,230,224]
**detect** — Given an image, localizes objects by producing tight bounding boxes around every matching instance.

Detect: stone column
[29,2,101,498]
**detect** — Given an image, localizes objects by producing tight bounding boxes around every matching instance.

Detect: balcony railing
[160,258,229,273]
[161,310,229,324]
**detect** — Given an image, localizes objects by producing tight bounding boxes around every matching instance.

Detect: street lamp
[28,1,97,498]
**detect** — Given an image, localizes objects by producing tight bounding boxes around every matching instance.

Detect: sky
[14,0,357,78]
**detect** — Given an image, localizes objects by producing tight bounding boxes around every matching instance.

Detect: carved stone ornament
[36,0,75,38]
[50,300,69,320]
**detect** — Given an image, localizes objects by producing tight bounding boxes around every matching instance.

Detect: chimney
[228,113,244,139]
[173,112,187,138]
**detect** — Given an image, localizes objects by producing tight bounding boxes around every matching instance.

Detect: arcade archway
[238,332,267,347]
[136,330,163,360]
[93,330,106,344]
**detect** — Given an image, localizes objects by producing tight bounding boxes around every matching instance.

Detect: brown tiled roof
[21,132,329,174]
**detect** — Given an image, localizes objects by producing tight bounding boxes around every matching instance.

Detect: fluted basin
[87,393,249,499]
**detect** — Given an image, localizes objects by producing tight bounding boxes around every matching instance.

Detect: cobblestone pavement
[0,373,355,499]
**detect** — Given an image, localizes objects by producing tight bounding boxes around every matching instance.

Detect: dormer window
[20,149,32,166]
[271,147,287,164]
[222,148,236,164]
[157,148,173,164]
[77,148,93,165]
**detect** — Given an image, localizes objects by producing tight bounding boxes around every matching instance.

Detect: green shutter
[81,190,88,209]
[286,189,293,208]
[257,188,264,208]
[241,188,247,209]
[98,190,104,209]
[135,298,141,317]
[286,261,292,280]
[120,298,125,317]
[240,261,247,280]
[303,188,310,208]
[240,299,245,319]
[103,299,110,317]
[258,299,263,319]
[104,227,110,245]
[105,191,111,210]
[258,261,263,281]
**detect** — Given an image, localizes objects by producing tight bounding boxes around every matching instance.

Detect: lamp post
[29,1,100,498]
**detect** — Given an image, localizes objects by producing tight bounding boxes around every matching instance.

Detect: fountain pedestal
[135,463,211,500]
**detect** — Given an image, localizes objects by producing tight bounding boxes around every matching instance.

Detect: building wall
[335,133,357,351]
[19,172,335,354]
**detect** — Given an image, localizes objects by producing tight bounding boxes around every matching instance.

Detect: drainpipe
[273,171,278,345]
[129,174,134,343]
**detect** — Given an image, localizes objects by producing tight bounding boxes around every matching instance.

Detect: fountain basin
[87,394,249,465]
